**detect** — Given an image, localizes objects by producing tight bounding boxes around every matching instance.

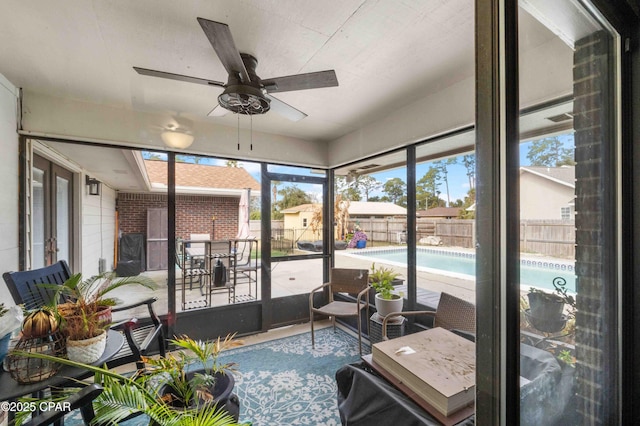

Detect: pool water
[354,248,576,293]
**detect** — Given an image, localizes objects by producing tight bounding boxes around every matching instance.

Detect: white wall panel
[0,73,19,304]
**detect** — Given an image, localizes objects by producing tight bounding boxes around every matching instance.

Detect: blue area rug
[65,326,366,426]
[221,327,366,425]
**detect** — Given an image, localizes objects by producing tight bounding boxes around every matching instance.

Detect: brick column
[573,30,615,424]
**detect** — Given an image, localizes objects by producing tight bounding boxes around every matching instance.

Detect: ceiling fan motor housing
[218,54,270,115]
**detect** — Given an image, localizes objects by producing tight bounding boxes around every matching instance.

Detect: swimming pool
[348,247,576,293]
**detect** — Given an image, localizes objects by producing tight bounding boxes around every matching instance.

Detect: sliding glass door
[517,1,620,423]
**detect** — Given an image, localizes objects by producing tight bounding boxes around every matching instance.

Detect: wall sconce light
[85,175,101,196]
[161,130,194,149]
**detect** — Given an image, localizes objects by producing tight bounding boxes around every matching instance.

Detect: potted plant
[526,277,576,333]
[144,334,242,414]
[348,226,368,249]
[44,272,157,363]
[51,271,157,324]
[11,333,243,426]
[61,301,109,363]
[370,263,403,317]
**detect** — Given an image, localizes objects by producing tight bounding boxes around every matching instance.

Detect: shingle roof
[417,207,462,217]
[144,160,260,191]
[520,166,575,187]
[282,201,407,216]
[281,203,320,213]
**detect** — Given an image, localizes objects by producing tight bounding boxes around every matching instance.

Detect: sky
[143,131,574,206]
[364,132,575,204]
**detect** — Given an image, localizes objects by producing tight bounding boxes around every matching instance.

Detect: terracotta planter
[375,293,403,318]
[67,329,107,364]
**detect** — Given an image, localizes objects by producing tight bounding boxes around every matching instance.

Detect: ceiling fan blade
[207,104,229,117]
[265,94,307,122]
[197,18,250,84]
[133,67,225,87]
[262,70,338,93]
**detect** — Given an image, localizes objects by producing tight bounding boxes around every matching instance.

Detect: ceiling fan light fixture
[218,84,270,115]
[161,130,194,149]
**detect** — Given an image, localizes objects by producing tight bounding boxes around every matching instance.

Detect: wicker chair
[381,292,475,341]
[309,268,370,355]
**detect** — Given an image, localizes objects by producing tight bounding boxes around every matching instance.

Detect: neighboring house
[281,204,322,242]
[417,207,462,219]
[282,201,407,242]
[520,166,575,220]
[118,160,260,270]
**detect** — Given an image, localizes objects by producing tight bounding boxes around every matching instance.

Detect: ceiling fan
[134,18,339,122]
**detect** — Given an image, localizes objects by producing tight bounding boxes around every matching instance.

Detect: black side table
[369,312,405,344]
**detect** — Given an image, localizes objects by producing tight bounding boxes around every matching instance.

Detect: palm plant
[52,271,158,308]
[12,334,242,426]
[40,272,157,341]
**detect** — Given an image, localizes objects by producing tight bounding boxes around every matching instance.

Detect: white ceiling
[0,0,477,143]
[1,0,574,182]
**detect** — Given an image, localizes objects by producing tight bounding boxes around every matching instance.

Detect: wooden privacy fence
[256,218,575,258]
[348,218,476,248]
[520,220,575,258]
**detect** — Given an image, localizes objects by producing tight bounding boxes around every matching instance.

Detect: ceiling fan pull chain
[250,114,253,151]
[237,113,240,151]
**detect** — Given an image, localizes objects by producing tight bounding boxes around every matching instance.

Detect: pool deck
[110,245,574,322]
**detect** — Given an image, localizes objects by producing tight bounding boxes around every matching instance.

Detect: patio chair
[2,260,166,369]
[309,268,370,355]
[230,238,258,302]
[381,292,476,341]
[22,383,103,426]
[203,240,236,304]
[176,238,209,292]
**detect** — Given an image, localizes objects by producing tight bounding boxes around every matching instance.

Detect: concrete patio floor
[110,246,475,322]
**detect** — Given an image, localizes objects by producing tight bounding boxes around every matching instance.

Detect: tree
[175,155,204,164]
[368,195,390,202]
[526,136,575,167]
[433,158,457,207]
[383,178,406,205]
[355,175,381,201]
[335,176,361,201]
[226,160,239,167]
[145,153,164,161]
[333,195,350,240]
[462,154,475,190]
[417,167,443,209]
[275,185,313,212]
[458,188,476,219]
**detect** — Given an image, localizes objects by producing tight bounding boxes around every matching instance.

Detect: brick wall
[117,193,239,240]
[573,31,615,423]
